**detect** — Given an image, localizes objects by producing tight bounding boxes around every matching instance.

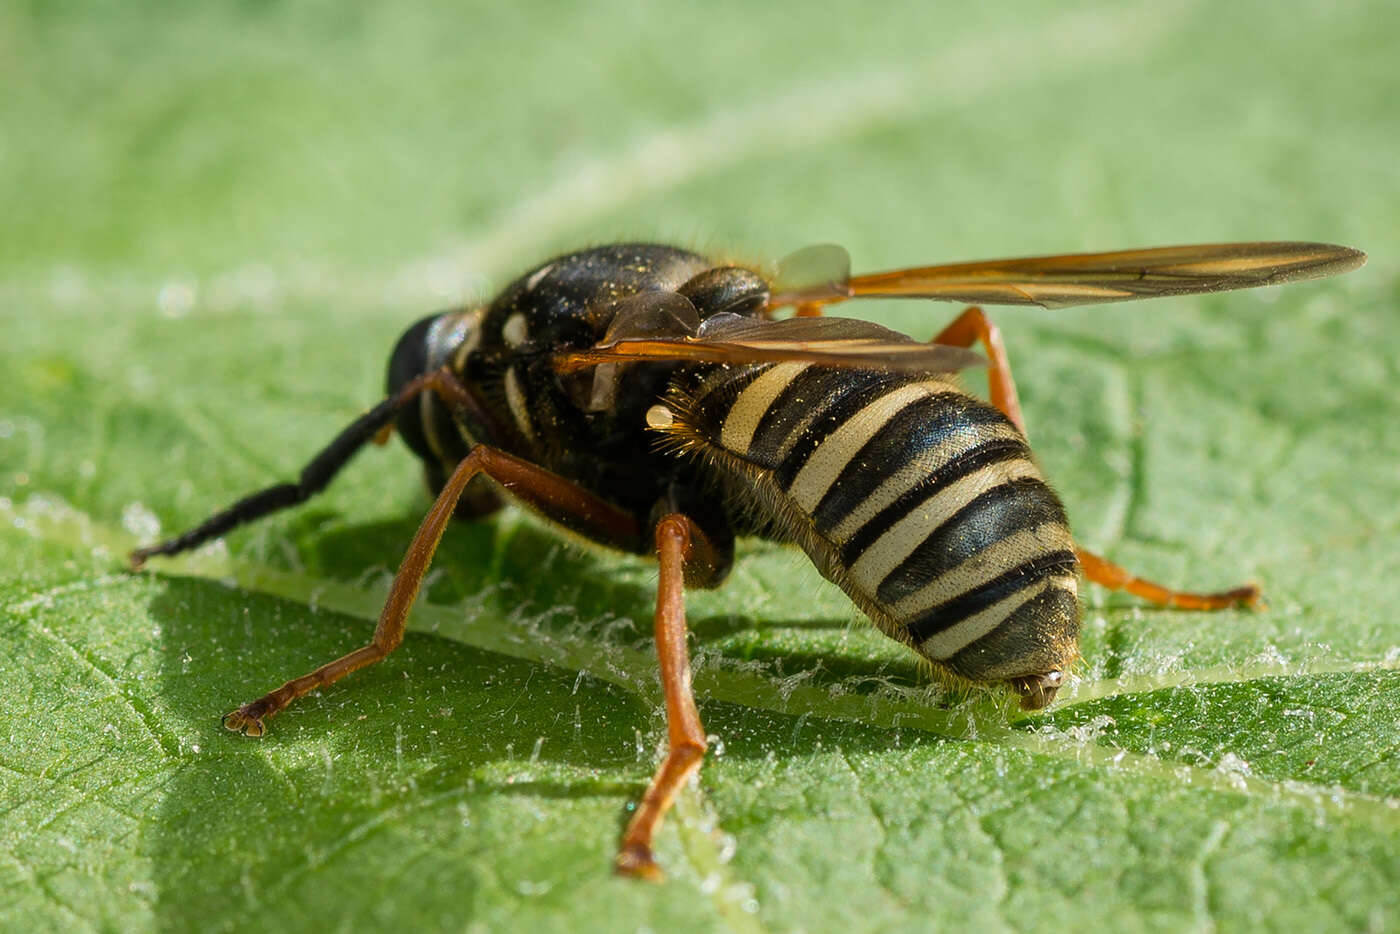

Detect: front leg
[221,445,643,735]
[130,366,484,568]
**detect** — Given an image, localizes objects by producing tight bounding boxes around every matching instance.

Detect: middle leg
[614,513,717,881]
[222,445,644,736]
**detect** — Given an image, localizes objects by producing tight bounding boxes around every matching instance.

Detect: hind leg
[933,307,1259,610]
[931,306,1025,434]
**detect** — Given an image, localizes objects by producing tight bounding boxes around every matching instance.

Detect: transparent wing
[770,243,851,299]
[768,241,1366,310]
[599,290,701,341]
[584,291,702,410]
[554,311,983,375]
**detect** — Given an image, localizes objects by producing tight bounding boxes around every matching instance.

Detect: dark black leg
[129,367,477,568]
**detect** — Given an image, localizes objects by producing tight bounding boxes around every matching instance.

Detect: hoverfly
[130,239,1365,879]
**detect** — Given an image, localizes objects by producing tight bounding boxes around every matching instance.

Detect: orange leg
[615,514,713,881]
[222,445,643,736]
[775,300,1263,611]
[1076,548,1261,610]
[934,307,1259,611]
[931,306,1025,435]
[780,302,1026,435]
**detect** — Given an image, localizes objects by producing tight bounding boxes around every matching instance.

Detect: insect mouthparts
[1011,671,1066,711]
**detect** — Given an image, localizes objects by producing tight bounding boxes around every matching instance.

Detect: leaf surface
[2,1,1398,930]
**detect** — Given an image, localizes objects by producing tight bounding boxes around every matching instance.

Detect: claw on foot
[1228,584,1266,611]
[614,842,664,882]
[222,706,269,737]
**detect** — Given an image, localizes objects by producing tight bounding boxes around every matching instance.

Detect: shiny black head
[387,313,438,388]
[386,313,441,464]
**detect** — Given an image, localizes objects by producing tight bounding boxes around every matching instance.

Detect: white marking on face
[419,389,447,462]
[525,263,554,291]
[503,314,529,347]
[504,366,535,442]
[451,309,485,371]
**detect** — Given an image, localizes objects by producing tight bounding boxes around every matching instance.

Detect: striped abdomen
[660,362,1081,685]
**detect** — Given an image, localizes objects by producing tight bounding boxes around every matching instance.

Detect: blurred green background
[2,1,1398,931]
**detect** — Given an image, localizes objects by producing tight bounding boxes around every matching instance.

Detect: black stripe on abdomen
[770,372,905,485]
[807,391,1016,533]
[836,438,1032,569]
[905,549,1078,645]
[875,477,1070,605]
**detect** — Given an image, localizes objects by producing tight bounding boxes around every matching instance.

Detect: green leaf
[3,1,1398,931]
